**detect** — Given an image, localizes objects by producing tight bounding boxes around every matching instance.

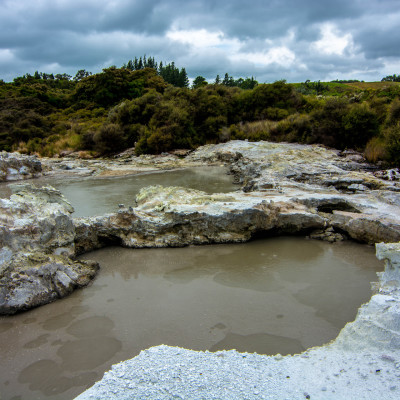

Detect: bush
[73,67,166,108]
[264,107,289,121]
[146,128,174,153]
[94,123,125,154]
[308,98,378,149]
[341,103,379,149]
[229,120,275,141]
[386,98,400,126]
[81,131,96,150]
[275,113,312,143]
[384,123,400,166]
[240,81,300,121]
[364,136,387,163]
[309,97,348,147]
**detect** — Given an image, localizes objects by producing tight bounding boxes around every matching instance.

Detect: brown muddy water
[0,237,383,400]
[0,166,237,217]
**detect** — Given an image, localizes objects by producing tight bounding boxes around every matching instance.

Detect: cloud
[0,0,399,82]
[312,23,354,56]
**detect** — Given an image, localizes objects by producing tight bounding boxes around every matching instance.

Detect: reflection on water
[0,237,383,400]
[0,166,237,217]
[210,332,305,355]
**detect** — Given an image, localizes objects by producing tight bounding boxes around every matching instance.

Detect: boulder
[0,183,99,314]
[0,151,42,181]
[0,183,75,258]
[0,252,99,315]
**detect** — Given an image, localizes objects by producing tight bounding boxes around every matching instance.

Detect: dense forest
[1,57,399,166]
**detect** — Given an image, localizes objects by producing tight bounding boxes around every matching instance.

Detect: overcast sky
[1,0,400,83]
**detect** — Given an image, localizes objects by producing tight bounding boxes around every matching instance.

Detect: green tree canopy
[73,67,167,107]
[192,76,208,89]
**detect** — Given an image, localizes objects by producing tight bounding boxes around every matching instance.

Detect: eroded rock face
[0,253,99,315]
[0,183,75,260]
[74,185,328,254]
[74,186,400,254]
[333,242,400,352]
[0,184,99,314]
[0,151,42,181]
[188,141,395,192]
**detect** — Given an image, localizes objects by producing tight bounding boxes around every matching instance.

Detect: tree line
[0,60,399,166]
[382,74,400,82]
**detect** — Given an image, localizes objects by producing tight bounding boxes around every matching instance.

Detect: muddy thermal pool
[0,237,383,400]
[0,166,237,217]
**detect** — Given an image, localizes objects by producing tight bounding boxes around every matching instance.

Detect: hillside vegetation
[1,62,399,166]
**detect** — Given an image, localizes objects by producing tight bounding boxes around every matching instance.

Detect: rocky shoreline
[0,141,399,398]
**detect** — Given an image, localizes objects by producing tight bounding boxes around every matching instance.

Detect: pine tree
[126,60,134,71]
[180,68,189,87]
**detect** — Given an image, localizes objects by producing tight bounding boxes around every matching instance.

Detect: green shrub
[384,123,400,166]
[265,107,289,121]
[146,128,174,153]
[386,98,400,126]
[341,103,379,149]
[81,131,95,150]
[94,123,125,154]
[275,113,312,143]
[310,97,348,147]
[26,137,43,154]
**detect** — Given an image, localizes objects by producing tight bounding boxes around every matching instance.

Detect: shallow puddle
[0,237,383,400]
[0,166,237,217]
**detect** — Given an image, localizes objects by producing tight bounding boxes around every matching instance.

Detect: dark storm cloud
[176,0,360,39]
[0,0,399,82]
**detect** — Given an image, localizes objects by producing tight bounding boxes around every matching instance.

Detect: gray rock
[0,253,99,314]
[348,183,368,191]
[0,184,93,314]
[0,152,42,181]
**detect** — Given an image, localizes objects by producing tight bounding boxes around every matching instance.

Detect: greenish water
[0,237,382,400]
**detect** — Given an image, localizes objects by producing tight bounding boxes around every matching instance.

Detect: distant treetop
[381,74,400,82]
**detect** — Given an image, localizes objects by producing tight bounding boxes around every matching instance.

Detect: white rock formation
[0,184,98,314]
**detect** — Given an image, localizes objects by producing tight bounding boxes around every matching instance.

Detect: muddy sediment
[0,238,383,400]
